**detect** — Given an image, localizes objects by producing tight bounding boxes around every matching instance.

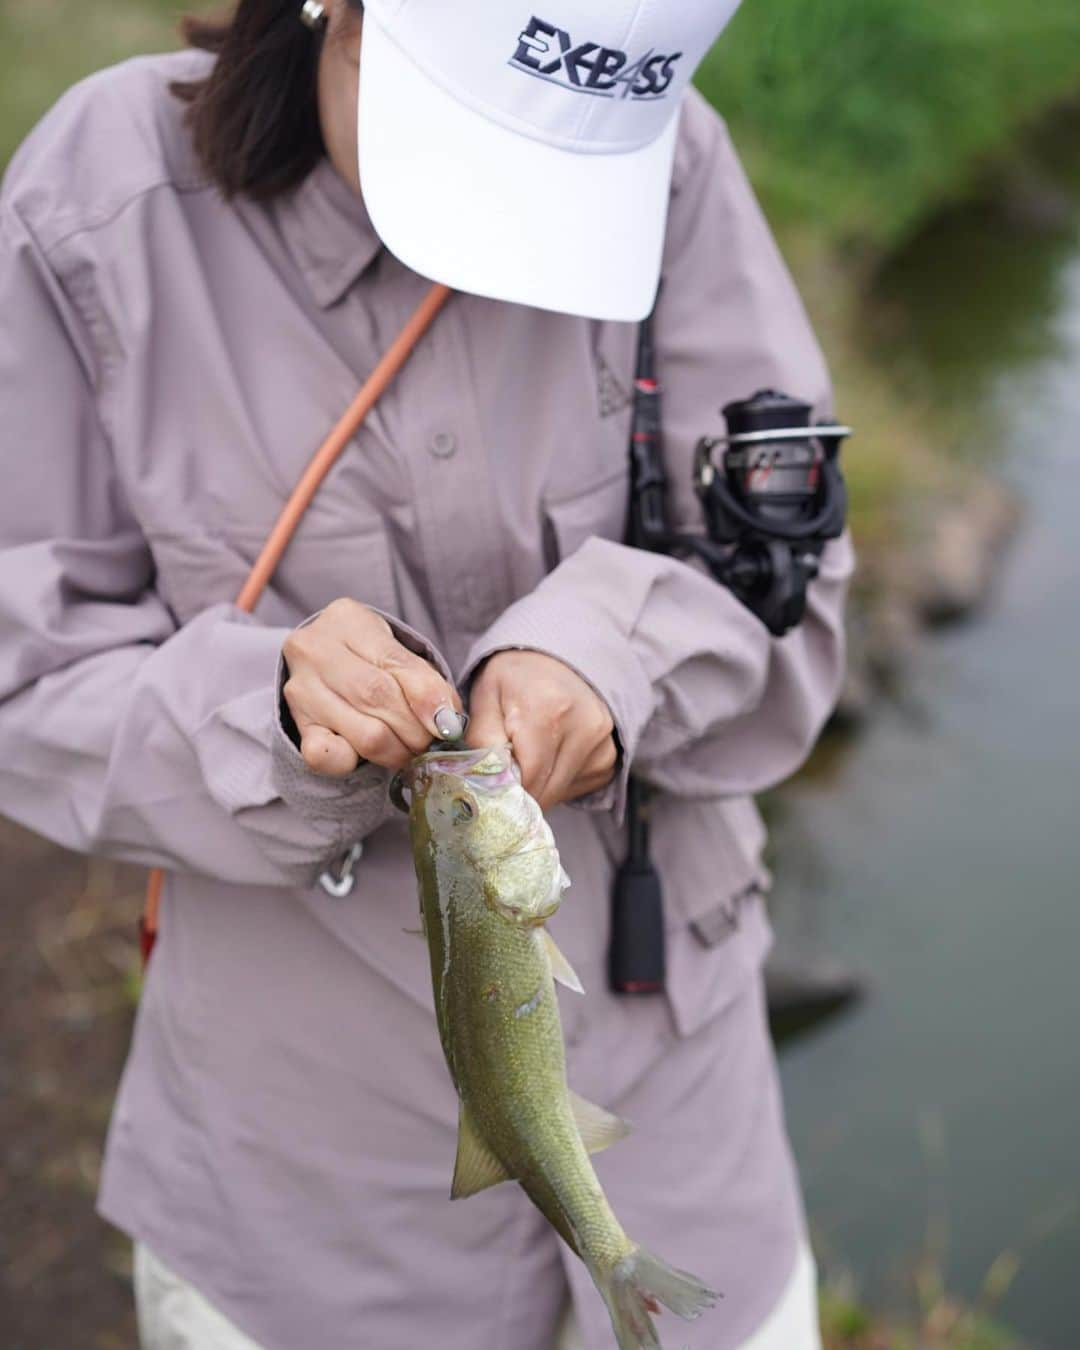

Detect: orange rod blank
[142,281,453,957]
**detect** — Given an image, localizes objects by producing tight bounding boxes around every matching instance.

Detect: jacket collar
[276,156,384,309]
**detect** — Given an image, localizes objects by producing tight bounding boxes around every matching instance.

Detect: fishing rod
[609,312,851,995]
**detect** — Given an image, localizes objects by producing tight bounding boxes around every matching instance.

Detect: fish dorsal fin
[451,1105,513,1200]
[569,1091,632,1155]
[543,930,585,995]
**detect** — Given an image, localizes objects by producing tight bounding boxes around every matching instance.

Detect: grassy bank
[698,0,1080,251]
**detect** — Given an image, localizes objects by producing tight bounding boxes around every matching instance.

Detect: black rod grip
[610,779,666,995]
[609,854,666,995]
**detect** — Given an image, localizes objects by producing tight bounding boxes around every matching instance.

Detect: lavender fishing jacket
[0,49,852,1350]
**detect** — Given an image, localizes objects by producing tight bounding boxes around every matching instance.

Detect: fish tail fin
[598,1245,719,1350]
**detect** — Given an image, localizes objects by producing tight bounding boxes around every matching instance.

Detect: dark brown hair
[172,0,361,200]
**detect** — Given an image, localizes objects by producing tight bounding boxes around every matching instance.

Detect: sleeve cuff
[271,606,456,847]
[458,579,655,822]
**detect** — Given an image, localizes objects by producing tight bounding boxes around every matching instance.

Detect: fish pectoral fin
[451,1105,513,1200]
[569,1090,632,1155]
[543,930,585,995]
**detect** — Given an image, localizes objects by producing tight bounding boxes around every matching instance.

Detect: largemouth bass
[395,744,717,1350]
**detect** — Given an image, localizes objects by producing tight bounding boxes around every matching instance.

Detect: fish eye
[452,796,476,824]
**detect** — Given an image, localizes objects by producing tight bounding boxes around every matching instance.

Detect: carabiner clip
[318,841,364,899]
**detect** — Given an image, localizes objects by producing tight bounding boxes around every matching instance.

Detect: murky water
[773,125,1080,1347]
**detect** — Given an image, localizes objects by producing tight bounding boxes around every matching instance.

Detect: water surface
[774,126,1080,1347]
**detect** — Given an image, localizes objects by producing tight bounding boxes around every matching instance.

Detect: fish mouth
[389,744,518,812]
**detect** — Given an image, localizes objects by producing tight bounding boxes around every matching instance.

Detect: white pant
[135,1242,821,1350]
[738,1244,823,1350]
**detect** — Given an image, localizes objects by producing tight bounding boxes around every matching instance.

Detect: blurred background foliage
[2,2,1080,1347]
[0,0,181,167]
[699,0,1080,248]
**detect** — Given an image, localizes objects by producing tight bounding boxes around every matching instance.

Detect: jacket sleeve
[460,99,854,811]
[0,202,436,887]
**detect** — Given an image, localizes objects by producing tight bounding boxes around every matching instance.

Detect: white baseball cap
[357,0,744,322]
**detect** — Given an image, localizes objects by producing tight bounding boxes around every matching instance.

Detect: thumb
[465,675,508,751]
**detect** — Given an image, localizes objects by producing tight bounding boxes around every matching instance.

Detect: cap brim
[357,13,678,323]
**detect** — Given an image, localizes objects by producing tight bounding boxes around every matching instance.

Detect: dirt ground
[1,818,141,1348]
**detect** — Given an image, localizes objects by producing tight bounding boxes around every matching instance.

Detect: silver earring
[300,0,328,30]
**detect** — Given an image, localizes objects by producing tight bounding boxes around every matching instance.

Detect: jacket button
[429,431,457,459]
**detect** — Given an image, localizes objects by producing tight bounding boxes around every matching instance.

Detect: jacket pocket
[542,467,629,568]
[649,794,775,1038]
[147,519,400,629]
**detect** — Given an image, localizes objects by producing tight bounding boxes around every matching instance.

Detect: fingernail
[433,706,466,742]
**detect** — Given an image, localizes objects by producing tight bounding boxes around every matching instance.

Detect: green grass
[0,0,185,167]
[818,1245,1026,1348]
[820,1286,1020,1349]
[697,0,1080,250]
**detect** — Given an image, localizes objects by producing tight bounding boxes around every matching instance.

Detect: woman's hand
[282,599,463,776]
[466,651,617,810]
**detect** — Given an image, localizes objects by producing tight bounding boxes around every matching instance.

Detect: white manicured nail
[434,706,466,742]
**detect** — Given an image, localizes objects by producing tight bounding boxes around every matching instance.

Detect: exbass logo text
[511,16,683,100]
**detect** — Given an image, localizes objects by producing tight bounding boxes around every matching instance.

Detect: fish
[393,743,718,1350]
